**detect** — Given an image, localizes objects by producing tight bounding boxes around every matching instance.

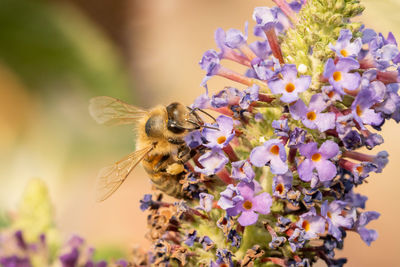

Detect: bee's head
[166,102,191,134]
[166,102,218,133]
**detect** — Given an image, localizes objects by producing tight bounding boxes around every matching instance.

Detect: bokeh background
[0,0,399,265]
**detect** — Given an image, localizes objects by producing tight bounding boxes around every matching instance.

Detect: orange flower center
[311,153,321,162]
[356,166,363,174]
[302,220,311,232]
[306,111,317,121]
[356,105,363,117]
[327,91,335,98]
[285,82,296,93]
[327,211,332,219]
[340,49,349,57]
[270,145,280,155]
[333,71,342,81]
[217,136,227,144]
[276,183,284,194]
[243,200,253,210]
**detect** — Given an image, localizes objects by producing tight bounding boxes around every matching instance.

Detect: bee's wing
[96,145,153,202]
[89,96,148,126]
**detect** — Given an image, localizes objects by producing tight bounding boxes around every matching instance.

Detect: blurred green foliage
[0,0,131,99]
[0,211,10,229]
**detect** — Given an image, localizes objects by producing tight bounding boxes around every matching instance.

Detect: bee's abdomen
[142,153,184,198]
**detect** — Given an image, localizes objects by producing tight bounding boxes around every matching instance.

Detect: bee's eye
[145,115,164,137]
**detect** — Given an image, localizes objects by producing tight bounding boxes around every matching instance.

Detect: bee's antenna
[202,124,220,130]
[187,107,217,122]
[185,119,220,131]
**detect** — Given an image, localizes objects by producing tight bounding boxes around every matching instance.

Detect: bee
[89,96,215,201]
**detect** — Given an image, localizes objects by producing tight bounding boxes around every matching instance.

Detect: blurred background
[0,0,399,265]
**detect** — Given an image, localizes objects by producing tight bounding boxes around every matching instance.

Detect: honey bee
[89,96,215,201]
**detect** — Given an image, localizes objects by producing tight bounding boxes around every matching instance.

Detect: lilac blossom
[231,160,255,183]
[253,7,278,34]
[225,181,272,226]
[351,83,384,129]
[322,85,342,103]
[199,50,221,77]
[321,200,354,241]
[225,23,248,49]
[254,112,264,122]
[268,64,311,103]
[345,191,368,209]
[239,84,259,109]
[272,171,293,198]
[217,184,244,210]
[323,58,361,94]
[330,29,362,58]
[272,119,290,137]
[250,139,288,174]
[194,150,229,176]
[191,93,211,109]
[210,249,233,267]
[203,115,235,149]
[211,87,243,108]
[184,230,198,247]
[198,193,214,212]
[296,207,326,239]
[369,34,400,70]
[376,83,400,122]
[354,211,380,246]
[288,228,306,252]
[289,94,336,132]
[298,141,339,182]
[249,40,271,59]
[139,194,153,211]
[251,57,281,80]
[184,130,204,149]
[288,127,306,148]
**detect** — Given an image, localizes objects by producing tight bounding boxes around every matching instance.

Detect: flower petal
[299,142,318,158]
[238,210,259,226]
[319,140,340,159]
[298,159,315,182]
[252,192,272,215]
[315,160,337,181]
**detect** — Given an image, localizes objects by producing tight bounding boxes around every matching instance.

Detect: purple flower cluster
[135,1,398,266]
[0,231,125,267]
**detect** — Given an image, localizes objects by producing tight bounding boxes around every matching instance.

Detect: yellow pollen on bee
[276,183,284,194]
[306,111,317,121]
[356,105,363,117]
[327,211,332,219]
[312,153,321,162]
[217,136,227,144]
[340,49,349,57]
[270,145,280,155]
[356,166,364,174]
[285,82,296,93]
[302,220,311,232]
[333,71,342,81]
[243,200,253,210]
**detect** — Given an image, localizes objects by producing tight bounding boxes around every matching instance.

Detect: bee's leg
[167,137,185,145]
[177,145,192,162]
[166,162,185,175]
[153,154,170,172]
